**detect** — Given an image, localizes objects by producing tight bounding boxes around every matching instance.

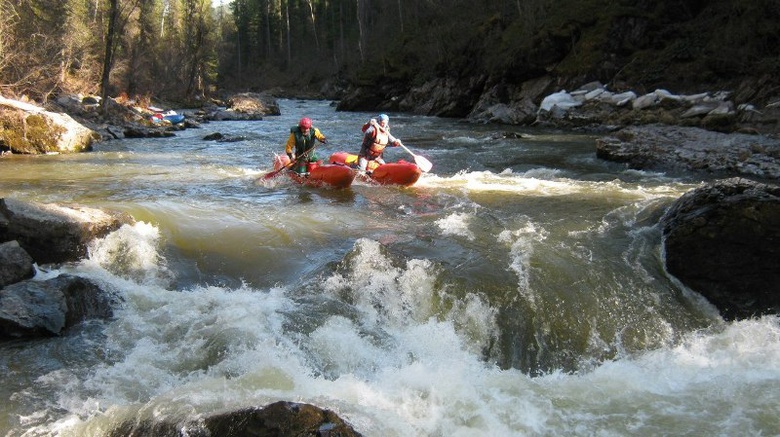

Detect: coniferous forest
[1,0,778,108]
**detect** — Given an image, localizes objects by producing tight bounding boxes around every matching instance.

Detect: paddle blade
[399,144,433,173]
[415,155,433,172]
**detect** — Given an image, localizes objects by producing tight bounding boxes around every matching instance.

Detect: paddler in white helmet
[358,114,403,173]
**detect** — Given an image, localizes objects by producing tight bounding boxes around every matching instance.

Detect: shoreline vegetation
[2,0,780,146]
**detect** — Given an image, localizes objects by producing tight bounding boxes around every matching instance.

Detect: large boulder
[0,274,114,337]
[661,178,780,320]
[107,401,363,437]
[0,96,98,154]
[0,198,134,264]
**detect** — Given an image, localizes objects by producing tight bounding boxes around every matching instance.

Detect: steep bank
[331,1,779,133]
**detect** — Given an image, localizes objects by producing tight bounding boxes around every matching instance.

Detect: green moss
[0,109,65,154]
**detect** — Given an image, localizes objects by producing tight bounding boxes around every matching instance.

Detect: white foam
[436,212,476,240]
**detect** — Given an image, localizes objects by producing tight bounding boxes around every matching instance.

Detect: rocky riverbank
[0,92,281,155]
[334,76,780,136]
[597,124,780,181]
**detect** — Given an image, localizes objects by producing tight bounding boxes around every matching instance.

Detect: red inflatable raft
[267,155,356,189]
[328,152,422,187]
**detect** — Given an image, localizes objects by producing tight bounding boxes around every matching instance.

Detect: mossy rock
[0,108,65,154]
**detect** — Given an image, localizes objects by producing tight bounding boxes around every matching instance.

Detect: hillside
[329,0,779,114]
[2,0,777,123]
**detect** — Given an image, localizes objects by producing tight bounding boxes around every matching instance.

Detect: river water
[1,99,778,436]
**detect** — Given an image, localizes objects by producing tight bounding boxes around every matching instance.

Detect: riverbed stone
[0,241,35,287]
[0,274,112,337]
[660,178,780,320]
[0,198,135,265]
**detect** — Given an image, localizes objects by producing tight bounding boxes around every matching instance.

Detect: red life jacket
[363,123,390,157]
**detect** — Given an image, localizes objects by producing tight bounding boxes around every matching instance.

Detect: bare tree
[356,0,365,62]
[264,0,272,57]
[284,0,291,64]
[99,0,120,112]
[99,0,140,111]
[0,0,16,83]
[304,0,320,52]
[397,0,403,33]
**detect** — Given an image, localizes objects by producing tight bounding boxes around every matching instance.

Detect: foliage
[0,0,222,104]
[0,0,778,106]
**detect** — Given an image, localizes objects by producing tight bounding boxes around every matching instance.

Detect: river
[1,99,778,436]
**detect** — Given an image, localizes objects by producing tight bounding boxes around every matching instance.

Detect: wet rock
[203,132,247,142]
[0,198,135,265]
[0,241,35,287]
[596,125,780,180]
[123,126,176,138]
[107,401,363,437]
[0,274,114,337]
[208,110,265,121]
[203,132,225,141]
[661,178,780,320]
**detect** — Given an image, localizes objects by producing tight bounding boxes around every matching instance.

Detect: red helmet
[299,117,312,129]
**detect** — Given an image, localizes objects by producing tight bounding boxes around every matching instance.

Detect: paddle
[263,146,316,180]
[398,144,433,172]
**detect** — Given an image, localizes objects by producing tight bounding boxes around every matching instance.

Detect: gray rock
[0,241,35,287]
[0,95,98,154]
[0,277,66,336]
[661,178,780,320]
[0,274,113,337]
[205,92,281,121]
[0,198,135,265]
[596,125,780,180]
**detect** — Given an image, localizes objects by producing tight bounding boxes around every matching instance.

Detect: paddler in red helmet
[285,117,328,174]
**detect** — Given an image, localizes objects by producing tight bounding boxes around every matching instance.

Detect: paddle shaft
[263,145,317,179]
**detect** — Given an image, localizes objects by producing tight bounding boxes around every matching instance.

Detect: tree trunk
[284,0,291,64]
[99,0,119,114]
[356,0,364,62]
[397,0,403,33]
[305,0,320,52]
[264,0,272,58]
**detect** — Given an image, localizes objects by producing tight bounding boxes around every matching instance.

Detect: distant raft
[150,110,185,125]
